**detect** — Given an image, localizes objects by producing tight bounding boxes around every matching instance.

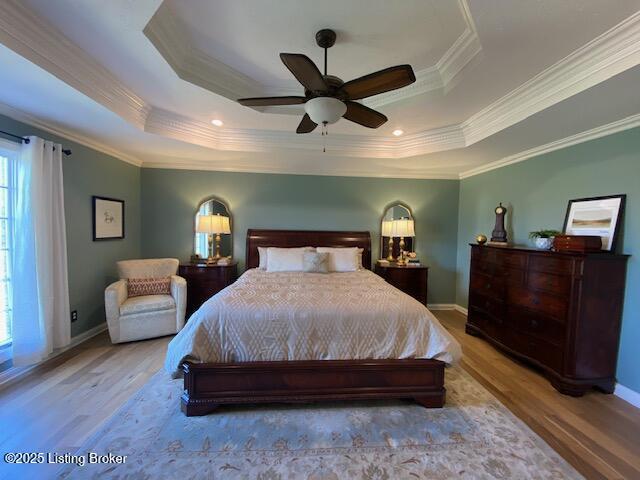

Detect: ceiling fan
[237,29,416,134]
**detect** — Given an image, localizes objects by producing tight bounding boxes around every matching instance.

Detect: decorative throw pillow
[302,252,329,273]
[266,247,315,272]
[127,277,171,297]
[316,247,360,272]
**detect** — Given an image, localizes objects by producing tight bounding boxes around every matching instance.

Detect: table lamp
[381,220,395,261]
[196,213,231,264]
[391,218,415,265]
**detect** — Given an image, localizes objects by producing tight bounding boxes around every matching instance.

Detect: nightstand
[374,264,429,305]
[179,262,238,317]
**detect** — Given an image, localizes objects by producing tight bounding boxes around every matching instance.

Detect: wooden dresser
[179,263,238,317]
[466,244,628,396]
[375,264,428,305]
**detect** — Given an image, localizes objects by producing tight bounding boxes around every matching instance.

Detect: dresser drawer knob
[485,283,491,289]
[530,319,538,328]
[532,298,540,305]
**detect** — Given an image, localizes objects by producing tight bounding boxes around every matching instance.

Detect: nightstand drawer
[179,263,238,317]
[374,264,428,305]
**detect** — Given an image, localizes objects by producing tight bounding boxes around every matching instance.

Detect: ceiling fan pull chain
[322,123,327,152]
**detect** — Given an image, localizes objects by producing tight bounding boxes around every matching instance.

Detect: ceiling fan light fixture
[304,97,346,125]
[211,119,223,127]
[392,129,404,136]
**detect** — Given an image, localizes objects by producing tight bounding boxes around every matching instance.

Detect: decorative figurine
[475,234,487,245]
[488,203,508,245]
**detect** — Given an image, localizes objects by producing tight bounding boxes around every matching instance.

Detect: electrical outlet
[71,310,78,322]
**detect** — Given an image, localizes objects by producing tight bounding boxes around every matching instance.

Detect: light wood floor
[437,310,640,480]
[0,312,638,479]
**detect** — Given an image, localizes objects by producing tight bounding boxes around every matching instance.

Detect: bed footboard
[181,358,445,416]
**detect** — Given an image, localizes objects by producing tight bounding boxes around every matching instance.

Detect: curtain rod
[0,129,72,155]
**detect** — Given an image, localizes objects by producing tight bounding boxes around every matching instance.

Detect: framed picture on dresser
[562,194,625,251]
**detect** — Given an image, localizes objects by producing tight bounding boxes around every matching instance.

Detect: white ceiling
[0,0,638,178]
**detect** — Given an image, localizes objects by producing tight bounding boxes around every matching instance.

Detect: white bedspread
[165,269,461,376]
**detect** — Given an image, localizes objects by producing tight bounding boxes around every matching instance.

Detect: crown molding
[141,158,460,180]
[0,0,150,129]
[462,10,640,145]
[0,101,143,167]
[144,0,481,110]
[459,113,640,179]
[144,107,466,158]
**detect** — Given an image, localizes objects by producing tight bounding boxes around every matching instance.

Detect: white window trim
[0,137,18,361]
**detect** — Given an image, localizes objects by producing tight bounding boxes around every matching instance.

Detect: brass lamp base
[387,237,394,261]
[396,237,407,265]
[205,233,223,265]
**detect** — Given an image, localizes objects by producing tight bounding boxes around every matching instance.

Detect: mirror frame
[193,195,233,259]
[380,201,415,259]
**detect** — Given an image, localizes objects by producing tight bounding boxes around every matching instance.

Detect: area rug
[58,366,581,479]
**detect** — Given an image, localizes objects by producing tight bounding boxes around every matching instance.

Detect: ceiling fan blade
[296,114,317,134]
[237,96,306,107]
[343,101,387,128]
[340,65,416,100]
[280,53,328,93]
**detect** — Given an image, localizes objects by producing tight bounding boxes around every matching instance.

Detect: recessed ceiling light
[392,129,404,137]
[211,119,223,127]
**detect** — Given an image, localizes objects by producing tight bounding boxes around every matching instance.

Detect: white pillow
[316,247,360,272]
[258,246,268,269]
[266,247,315,272]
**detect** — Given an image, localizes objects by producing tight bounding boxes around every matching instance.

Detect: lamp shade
[391,218,415,237]
[304,97,347,125]
[381,220,393,237]
[196,214,231,234]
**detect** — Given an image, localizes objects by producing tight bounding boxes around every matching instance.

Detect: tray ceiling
[0,0,638,178]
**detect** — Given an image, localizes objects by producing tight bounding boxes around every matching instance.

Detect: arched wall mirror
[194,197,233,264]
[380,202,415,264]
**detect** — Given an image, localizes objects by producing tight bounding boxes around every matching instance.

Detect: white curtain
[11,136,70,366]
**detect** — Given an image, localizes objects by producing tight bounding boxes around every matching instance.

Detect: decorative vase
[534,237,554,250]
[475,234,487,245]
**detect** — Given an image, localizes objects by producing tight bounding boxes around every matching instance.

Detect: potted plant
[529,229,561,249]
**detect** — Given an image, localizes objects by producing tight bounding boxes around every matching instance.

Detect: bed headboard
[246,229,372,270]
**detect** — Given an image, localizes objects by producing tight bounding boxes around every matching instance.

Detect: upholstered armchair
[105,258,187,343]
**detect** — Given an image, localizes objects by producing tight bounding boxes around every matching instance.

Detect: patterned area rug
[58,366,581,479]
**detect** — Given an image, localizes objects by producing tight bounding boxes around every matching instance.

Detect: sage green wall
[140,169,460,304]
[0,114,141,337]
[456,127,640,392]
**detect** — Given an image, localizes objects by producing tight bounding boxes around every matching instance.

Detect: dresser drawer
[470,293,505,320]
[528,255,575,276]
[468,307,506,342]
[527,271,571,296]
[511,307,565,345]
[518,333,564,372]
[472,247,502,265]
[470,271,504,299]
[507,286,568,321]
[503,251,526,270]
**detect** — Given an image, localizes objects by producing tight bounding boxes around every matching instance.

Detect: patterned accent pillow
[127,277,171,297]
[302,252,329,273]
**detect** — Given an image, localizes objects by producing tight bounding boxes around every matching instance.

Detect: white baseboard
[68,322,108,349]
[427,303,456,310]
[0,322,107,390]
[614,383,640,409]
[454,304,468,316]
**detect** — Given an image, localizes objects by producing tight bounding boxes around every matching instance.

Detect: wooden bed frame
[181,229,446,416]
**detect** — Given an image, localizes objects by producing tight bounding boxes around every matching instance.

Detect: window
[0,141,16,361]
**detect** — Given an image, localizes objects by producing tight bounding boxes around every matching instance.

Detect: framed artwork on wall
[92,196,125,240]
[562,194,625,251]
